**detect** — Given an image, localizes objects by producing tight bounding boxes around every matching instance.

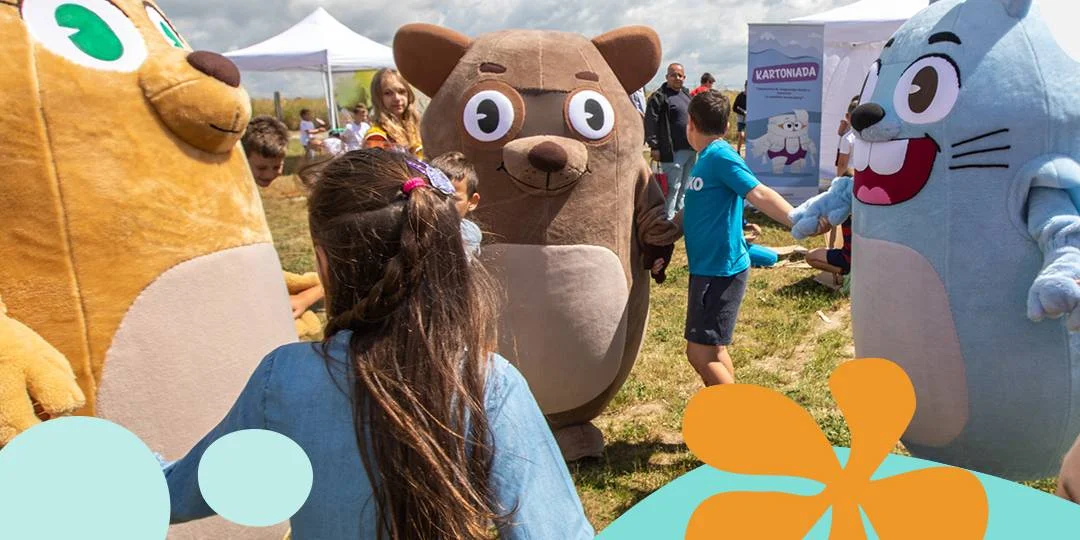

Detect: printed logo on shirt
[688,177,705,192]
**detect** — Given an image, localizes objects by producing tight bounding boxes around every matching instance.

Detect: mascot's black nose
[851,103,886,132]
[187,51,242,88]
[528,142,569,173]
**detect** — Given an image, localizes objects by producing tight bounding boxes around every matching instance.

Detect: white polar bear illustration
[750,109,817,174]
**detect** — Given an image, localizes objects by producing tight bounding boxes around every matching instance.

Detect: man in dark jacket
[645,63,697,220]
[733,81,748,154]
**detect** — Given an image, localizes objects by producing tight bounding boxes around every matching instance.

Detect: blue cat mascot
[790,0,1080,480]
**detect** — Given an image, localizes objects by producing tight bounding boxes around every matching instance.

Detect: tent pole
[325,50,338,131]
[321,64,332,128]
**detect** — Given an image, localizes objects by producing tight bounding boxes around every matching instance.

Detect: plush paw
[294,310,324,342]
[1028,272,1080,331]
[283,271,321,295]
[0,311,85,445]
[790,211,825,240]
[790,177,853,240]
[642,243,675,284]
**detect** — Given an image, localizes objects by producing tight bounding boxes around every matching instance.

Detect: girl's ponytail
[307,149,505,539]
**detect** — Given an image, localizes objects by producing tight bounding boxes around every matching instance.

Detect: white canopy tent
[789,0,930,182]
[224,7,395,129]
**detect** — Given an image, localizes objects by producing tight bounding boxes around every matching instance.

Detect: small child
[242,116,324,337]
[805,97,861,278]
[241,115,289,188]
[835,96,861,175]
[680,90,795,386]
[430,152,482,258]
[806,213,853,277]
[298,108,326,159]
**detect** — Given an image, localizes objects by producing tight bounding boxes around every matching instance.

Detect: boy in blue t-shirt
[679,90,795,386]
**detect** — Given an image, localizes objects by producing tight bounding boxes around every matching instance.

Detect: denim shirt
[164,331,595,539]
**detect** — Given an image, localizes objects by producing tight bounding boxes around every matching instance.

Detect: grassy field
[259,115,1058,533]
[252,97,328,131]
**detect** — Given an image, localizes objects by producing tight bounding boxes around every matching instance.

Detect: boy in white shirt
[834,96,860,176]
[299,108,326,159]
[342,104,371,152]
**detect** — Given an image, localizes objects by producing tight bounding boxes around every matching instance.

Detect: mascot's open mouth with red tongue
[853,136,939,206]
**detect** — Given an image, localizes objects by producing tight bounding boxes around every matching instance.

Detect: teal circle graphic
[197,429,313,527]
[0,417,169,539]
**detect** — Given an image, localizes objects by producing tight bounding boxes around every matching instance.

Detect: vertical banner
[746,24,825,206]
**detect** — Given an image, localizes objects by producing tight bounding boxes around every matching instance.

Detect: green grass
[258,143,1059,534]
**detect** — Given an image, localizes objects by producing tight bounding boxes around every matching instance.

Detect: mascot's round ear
[393,24,472,98]
[592,26,661,93]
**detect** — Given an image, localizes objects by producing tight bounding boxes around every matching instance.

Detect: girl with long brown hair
[364,68,424,159]
[164,149,593,539]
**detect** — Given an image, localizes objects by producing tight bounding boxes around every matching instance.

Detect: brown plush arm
[635,161,682,245]
[634,162,683,283]
[0,294,85,446]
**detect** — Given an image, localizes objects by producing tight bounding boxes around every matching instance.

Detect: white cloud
[158,0,854,97]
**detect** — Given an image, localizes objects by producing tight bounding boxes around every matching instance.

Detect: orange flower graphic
[682,358,988,539]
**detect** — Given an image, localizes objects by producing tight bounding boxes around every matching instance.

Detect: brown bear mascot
[394,24,679,460]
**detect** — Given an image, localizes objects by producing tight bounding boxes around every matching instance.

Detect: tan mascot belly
[394,25,679,460]
[1,2,295,537]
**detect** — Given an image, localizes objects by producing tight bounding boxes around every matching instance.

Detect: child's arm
[290,285,325,318]
[745,184,795,228]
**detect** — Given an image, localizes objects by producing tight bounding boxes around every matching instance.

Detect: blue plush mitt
[788,176,854,240]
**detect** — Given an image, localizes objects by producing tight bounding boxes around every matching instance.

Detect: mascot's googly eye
[22,0,148,72]
[860,61,880,104]
[145,3,188,50]
[463,90,516,143]
[893,55,960,125]
[567,90,615,141]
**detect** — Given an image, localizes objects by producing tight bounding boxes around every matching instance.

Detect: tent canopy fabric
[792,0,930,44]
[224,7,394,72]
[788,0,929,182]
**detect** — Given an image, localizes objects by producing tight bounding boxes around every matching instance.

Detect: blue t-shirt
[461,218,482,258]
[683,139,761,277]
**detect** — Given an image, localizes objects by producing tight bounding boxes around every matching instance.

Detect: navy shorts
[685,271,750,346]
[737,121,747,131]
[825,249,851,275]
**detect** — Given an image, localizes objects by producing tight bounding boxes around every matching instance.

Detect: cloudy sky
[158,0,857,98]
